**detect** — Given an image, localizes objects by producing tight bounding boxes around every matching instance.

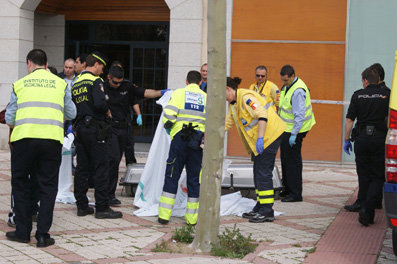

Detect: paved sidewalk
[0,149,395,263]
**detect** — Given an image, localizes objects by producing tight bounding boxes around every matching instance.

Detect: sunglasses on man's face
[111,79,122,85]
[256,74,266,78]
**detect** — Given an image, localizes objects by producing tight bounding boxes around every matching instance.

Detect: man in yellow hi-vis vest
[225,77,286,222]
[158,71,206,225]
[5,49,76,247]
[249,65,280,112]
[278,65,315,203]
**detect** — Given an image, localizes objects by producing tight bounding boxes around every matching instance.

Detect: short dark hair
[226,77,242,90]
[26,49,47,66]
[186,71,202,84]
[280,65,295,77]
[362,67,380,84]
[76,53,88,63]
[110,60,124,69]
[47,66,58,75]
[86,51,107,67]
[109,66,124,79]
[370,63,385,81]
[255,65,267,72]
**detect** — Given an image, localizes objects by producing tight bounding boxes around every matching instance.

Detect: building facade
[0,0,396,162]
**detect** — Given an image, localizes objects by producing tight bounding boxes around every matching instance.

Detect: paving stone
[286,217,334,231]
[221,222,321,245]
[148,257,249,263]
[274,201,338,216]
[55,229,162,260]
[303,169,356,182]
[312,196,350,207]
[259,246,313,264]
[303,182,352,197]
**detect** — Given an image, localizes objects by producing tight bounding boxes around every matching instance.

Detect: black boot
[344,200,361,212]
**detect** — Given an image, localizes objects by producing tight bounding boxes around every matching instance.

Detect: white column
[34,13,65,72]
[0,0,40,148]
[165,0,204,89]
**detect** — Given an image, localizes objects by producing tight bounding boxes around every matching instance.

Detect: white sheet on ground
[133,91,283,218]
[56,134,76,204]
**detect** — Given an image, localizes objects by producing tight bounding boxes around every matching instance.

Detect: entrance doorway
[66,21,169,142]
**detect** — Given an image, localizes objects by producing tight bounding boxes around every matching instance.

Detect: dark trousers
[280,131,307,200]
[74,125,109,212]
[252,136,282,214]
[124,122,136,165]
[107,126,128,199]
[163,132,202,198]
[354,135,385,211]
[11,138,61,240]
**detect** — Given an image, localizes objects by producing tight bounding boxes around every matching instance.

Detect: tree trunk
[191,0,227,253]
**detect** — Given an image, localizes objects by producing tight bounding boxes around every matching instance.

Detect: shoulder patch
[246,99,257,110]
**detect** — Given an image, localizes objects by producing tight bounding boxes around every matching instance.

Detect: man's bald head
[63,58,75,79]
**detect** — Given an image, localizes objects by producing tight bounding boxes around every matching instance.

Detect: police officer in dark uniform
[72,52,123,219]
[343,66,390,226]
[105,65,167,205]
[345,62,390,212]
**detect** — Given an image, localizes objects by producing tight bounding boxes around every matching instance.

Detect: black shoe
[109,197,121,206]
[242,211,258,219]
[358,210,370,227]
[77,206,95,217]
[6,231,30,243]
[344,200,361,212]
[279,189,289,198]
[36,234,55,247]
[249,212,274,223]
[369,209,375,224]
[281,196,302,202]
[95,208,123,219]
[158,217,169,225]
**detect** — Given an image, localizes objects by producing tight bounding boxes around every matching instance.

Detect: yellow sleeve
[225,107,235,131]
[270,82,280,107]
[162,90,180,124]
[241,94,267,120]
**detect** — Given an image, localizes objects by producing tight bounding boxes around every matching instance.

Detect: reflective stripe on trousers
[257,189,274,204]
[185,197,199,225]
[158,191,176,221]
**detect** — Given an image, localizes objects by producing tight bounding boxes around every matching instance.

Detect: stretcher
[120,163,283,197]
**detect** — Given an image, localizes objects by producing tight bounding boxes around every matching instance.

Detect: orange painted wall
[229,0,347,161]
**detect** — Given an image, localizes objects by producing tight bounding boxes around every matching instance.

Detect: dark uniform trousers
[163,132,202,199]
[354,134,385,211]
[124,122,137,164]
[252,136,282,214]
[11,138,61,240]
[280,131,307,200]
[107,126,128,199]
[74,125,109,211]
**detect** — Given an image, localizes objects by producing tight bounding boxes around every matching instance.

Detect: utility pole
[191,0,227,252]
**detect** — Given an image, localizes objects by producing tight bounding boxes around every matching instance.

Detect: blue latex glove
[136,114,142,126]
[256,137,264,155]
[289,134,297,147]
[66,125,73,134]
[161,89,170,96]
[165,128,171,135]
[343,140,352,155]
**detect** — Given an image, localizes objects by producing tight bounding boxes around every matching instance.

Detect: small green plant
[211,224,257,259]
[292,243,302,247]
[172,225,195,243]
[152,240,168,252]
[303,247,316,254]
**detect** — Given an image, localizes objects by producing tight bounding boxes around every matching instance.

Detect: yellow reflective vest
[11,68,66,144]
[248,80,280,111]
[226,89,286,156]
[162,83,206,139]
[278,78,315,133]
